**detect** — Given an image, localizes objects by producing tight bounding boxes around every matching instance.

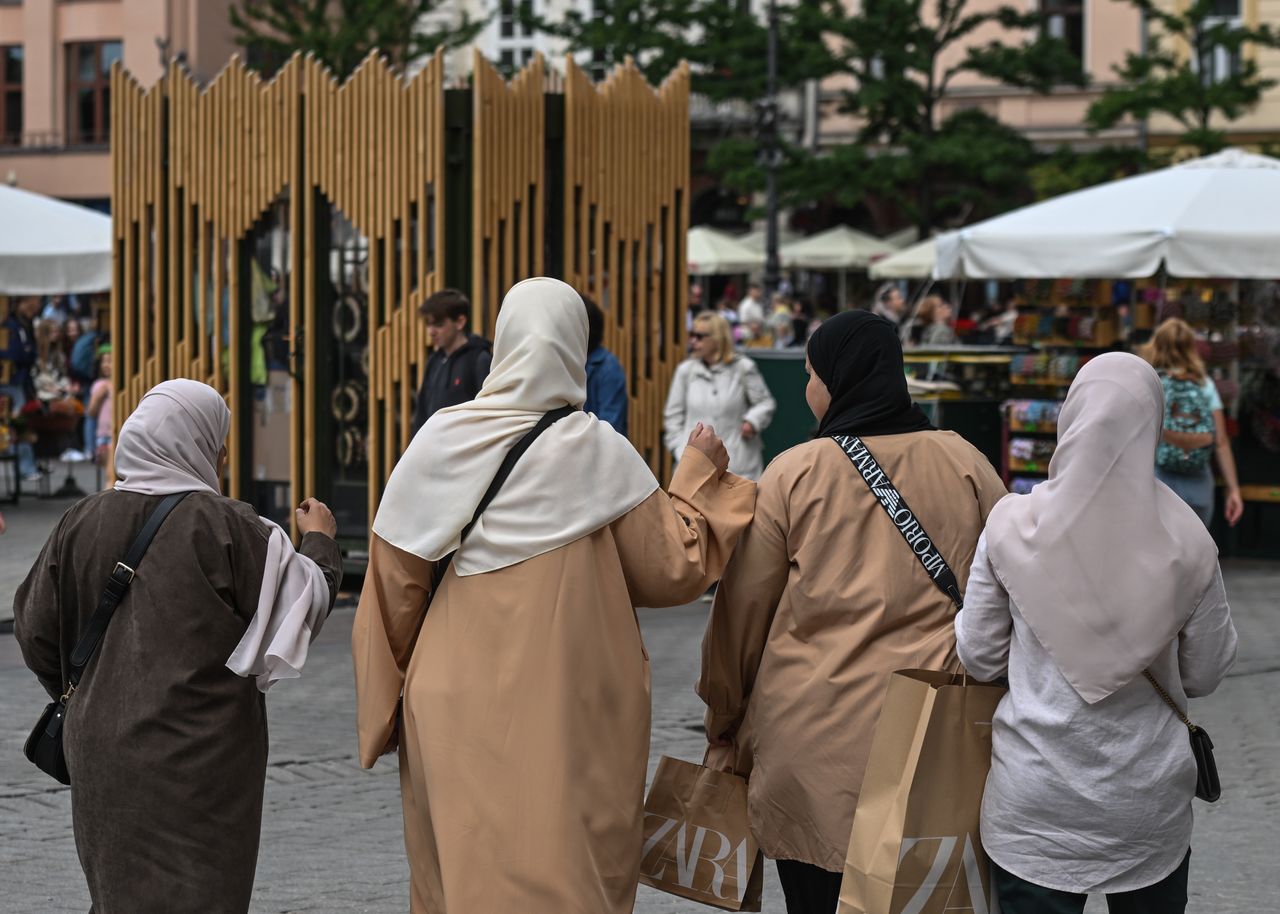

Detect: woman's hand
[297,497,338,538]
[687,423,730,476]
[1224,488,1244,527]
[740,421,757,440]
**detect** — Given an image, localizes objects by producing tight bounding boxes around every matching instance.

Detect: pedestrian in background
[739,282,767,327]
[409,289,492,439]
[915,294,958,347]
[352,278,754,914]
[870,282,906,326]
[698,310,1005,914]
[13,379,342,914]
[663,312,776,480]
[1140,318,1243,527]
[1,296,40,480]
[957,353,1236,914]
[87,348,114,473]
[583,294,629,436]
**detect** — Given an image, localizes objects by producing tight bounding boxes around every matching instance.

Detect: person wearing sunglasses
[663,312,776,481]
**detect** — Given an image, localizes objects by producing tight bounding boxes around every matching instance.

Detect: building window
[1,46,21,147]
[66,40,122,146]
[1041,0,1085,66]
[496,0,536,76]
[1199,0,1243,85]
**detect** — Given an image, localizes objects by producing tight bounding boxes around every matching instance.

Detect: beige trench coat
[698,432,1006,872]
[352,450,755,914]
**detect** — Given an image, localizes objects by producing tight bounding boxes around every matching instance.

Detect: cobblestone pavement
[1,551,1277,913]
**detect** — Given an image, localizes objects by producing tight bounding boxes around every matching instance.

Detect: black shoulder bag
[24,491,190,785]
[1144,670,1221,803]
[832,434,964,609]
[428,405,576,604]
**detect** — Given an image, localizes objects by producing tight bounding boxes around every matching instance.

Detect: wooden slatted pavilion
[111,51,690,559]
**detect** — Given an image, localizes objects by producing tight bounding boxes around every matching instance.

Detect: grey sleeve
[740,360,777,433]
[1178,566,1237,698]
[955,534,1013,681]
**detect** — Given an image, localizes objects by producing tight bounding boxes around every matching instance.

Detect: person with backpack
[1139,318,1243,528]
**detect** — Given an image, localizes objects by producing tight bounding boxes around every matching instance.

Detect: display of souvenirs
[1003,400,1062,484]
[1009,476,1044,495]
[1006,399,1063,430]
[1009,353,1088,388]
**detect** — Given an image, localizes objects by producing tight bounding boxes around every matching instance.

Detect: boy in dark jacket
[409,289,492,439]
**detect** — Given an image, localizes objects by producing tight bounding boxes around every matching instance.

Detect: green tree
[823,0,1087,233]
[1087,0,1280,155]
[523,0,840,103]
[231,0,484,79]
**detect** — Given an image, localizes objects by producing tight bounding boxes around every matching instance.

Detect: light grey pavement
[1,491,1277,913]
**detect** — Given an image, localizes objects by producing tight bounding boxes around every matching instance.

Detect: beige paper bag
[838,670,1006,914]
[639,755,765,911]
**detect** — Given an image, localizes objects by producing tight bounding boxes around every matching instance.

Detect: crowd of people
[1,294,113,487]
[12,274,1239,914]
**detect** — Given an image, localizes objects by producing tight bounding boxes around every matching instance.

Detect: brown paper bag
[838,670,1006,914]
[638,754,765,911]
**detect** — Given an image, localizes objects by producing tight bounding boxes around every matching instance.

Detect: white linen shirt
[956,534,1237,894]
[663,356,776,480]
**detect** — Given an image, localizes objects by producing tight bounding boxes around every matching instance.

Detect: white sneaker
[23,472,43,483]
[60,448,88,462]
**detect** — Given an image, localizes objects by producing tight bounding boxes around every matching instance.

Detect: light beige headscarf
[114,380,331,692]
[983,352,1219,704]
[373,277,658,574]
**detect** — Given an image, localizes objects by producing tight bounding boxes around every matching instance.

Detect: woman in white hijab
[13,379,342,914]
[956,353,1238,914]
[352,277,756,914]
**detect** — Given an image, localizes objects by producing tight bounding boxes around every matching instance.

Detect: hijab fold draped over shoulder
[982,353,1219,704]
[113,379,331,691]
[373,277,658,575]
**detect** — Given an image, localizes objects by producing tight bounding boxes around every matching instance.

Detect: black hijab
[808,309,935,438]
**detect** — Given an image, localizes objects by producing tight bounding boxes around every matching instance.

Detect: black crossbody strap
[832,435,964,610]
[68,491,191,682]
[431,405,577,595]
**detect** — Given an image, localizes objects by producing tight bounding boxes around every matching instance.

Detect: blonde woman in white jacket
[664,312,777,480]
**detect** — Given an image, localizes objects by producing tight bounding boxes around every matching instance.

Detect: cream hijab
[114,380,331,692]
[983,352,1219,704]
[373,277,658,575]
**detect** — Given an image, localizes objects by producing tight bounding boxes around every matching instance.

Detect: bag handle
[831,435,964,610]
[1143,670,1200,733]
[430,405,576,597]
[65,491,191,695]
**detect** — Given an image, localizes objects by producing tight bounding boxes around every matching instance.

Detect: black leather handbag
[24,492,190,785]
[1144,670,1221,803]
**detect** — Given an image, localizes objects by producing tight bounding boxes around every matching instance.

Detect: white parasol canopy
[0,185,112,294]
[687,225,765,275]
[869,237,937,280]
[934,149,1280,279]
[781,225,899,270]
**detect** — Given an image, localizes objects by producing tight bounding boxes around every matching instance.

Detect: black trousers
[992,850,1191,914]
[775,859,843,914]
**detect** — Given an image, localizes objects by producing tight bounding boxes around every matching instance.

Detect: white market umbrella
[780,225,899,270]
[934,149,1280,279]
[870,237,937,280]
[687,225,765,276]
[737,225,801,256]
[0,185,112,294]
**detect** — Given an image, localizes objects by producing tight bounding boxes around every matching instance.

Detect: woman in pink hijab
[957,352,1237,914]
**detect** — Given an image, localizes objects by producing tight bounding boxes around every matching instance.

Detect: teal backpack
[1157,374,1215,474]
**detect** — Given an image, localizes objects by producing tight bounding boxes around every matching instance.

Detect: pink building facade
[0,0,239,205]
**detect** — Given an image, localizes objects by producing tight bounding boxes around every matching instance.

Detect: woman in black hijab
[697,309,1006,914]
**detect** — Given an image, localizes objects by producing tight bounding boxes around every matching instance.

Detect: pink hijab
[114,380,332,692]
[983,352,1219,704]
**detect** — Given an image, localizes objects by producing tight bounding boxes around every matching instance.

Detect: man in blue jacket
[1,296,41,480]
[583,296,628,437]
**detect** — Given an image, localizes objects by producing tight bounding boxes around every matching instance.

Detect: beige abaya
[353,449,753,913]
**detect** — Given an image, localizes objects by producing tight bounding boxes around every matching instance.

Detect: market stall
[781,225,899,309]
[0,186,111,501]
[934,149,1280,555]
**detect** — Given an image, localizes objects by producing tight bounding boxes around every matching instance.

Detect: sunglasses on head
[689,331,709,340]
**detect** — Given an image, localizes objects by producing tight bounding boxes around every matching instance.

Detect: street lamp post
[761,0,781,296]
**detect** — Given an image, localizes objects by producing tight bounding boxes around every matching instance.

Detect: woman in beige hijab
[957,352,1238,913]
[352,277,754,914]
[14,379,342,914]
